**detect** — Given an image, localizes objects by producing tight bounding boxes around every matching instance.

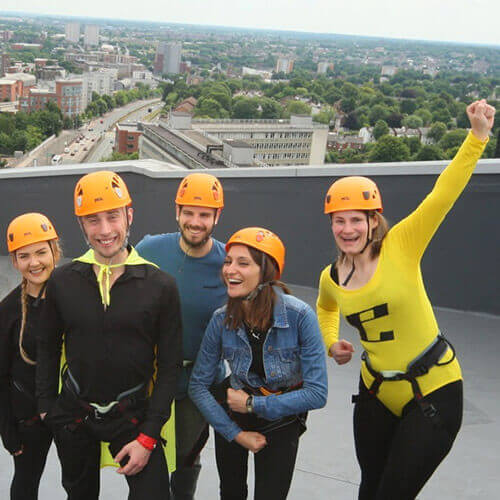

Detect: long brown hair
[335,211,389,265]
[16,239,61,365]
[224,246,290,332]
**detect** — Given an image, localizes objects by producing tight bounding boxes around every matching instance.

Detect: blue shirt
[136,232,226,398]
[188,290,328,442]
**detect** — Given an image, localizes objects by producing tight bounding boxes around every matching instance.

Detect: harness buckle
[422,403,438,419]
[89,401,119,420]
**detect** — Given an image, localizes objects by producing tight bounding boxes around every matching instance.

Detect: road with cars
[62,98,162,165]
[16,98,162,168]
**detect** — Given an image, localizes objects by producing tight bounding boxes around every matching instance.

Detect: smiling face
[80,207,133,262]
[331,210,378,256]
[223,244,261,299]
[176,205,219,250]
[13,241,56,295]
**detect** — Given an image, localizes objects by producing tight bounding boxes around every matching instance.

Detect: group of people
[0,98,495,500]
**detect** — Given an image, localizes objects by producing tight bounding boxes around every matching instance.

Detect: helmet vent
[362,191,370,200]
[41,224,48,232]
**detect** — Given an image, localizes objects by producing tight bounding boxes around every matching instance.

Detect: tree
[63,116,73,130]
[195,97,229,118]
[260,97,282,119]
[413,145,444,161]
[373,120,390,140]
[369,136,411,162]
[313,109,335,125]
[103,152,139,162]
[368,104,390,126]
[415,108,433,126]
[340,97,356,113]
[402,136,422,155]
[439,129,468,151]
[432,107,452,124]
[428,122,447,143]
[400,99,417,114]
[344,111,361,130]
[232,97,260,119]
[286,100,311,116]
[386,112,403,128]
[402,115,423,129]
[25,125,44,150]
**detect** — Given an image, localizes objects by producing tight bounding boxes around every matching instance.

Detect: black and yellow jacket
[36,248,183,440]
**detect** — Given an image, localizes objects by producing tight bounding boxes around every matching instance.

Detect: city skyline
[1,0,500,46]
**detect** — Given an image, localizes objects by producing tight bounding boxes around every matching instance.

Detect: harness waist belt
[62,368,146,419]
[360,334,455,421]
[245,381,303,397]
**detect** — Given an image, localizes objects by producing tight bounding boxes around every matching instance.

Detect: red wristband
[136,433,157,451]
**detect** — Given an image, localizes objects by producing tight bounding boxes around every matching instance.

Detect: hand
[467,99,496,141]
[227,388,250,414]
[114,439,152,476]
[330,339,355,365]
[235,431,267,453]
[40,413,47,421]
[13,447,23,456]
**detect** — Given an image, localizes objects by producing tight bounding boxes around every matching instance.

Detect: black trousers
[354,379,463,500]
[50,400,169,500]
[11,420,52,500]
[214,419,303,500]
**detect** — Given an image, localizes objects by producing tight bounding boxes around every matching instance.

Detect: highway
[16,98,162,168]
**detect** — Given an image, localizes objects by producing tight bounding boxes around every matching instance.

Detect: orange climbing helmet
[226,227,285,279]
[7,212,58,253]
[74,171,132,216]
[324,176,383,214]
[175,173,224,209]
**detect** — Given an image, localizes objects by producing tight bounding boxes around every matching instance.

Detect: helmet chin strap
[342,213,371,287]
[242,252,274,301]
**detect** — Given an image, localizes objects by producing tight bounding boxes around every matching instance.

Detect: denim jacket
[188,290,328,442]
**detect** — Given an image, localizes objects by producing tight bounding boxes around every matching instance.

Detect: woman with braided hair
[0,213,61,499]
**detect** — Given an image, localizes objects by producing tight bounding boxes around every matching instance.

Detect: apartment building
[65,22,80,43]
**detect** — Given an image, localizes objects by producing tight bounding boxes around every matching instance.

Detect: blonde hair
[336,211,390,265]
[17,239,61,365]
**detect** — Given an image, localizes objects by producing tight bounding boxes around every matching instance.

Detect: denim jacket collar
[271,288,289,329]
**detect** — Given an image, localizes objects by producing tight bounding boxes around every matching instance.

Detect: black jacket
[0,286,43,454]
[36,259,183,439]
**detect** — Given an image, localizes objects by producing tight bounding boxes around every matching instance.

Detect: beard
[179,225,211,249]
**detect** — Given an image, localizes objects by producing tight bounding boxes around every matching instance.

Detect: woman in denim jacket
[189,227,327,500]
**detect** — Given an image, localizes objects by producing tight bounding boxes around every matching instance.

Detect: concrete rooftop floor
[0,258,499,499]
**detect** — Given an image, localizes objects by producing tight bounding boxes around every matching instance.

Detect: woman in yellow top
[316,99,495,500]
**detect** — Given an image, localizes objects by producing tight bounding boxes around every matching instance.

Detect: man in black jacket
[36,170,182,500]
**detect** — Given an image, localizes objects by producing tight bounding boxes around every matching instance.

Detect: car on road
[64,147,70,154]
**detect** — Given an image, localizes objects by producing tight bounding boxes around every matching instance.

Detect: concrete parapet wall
[1,158,499,315]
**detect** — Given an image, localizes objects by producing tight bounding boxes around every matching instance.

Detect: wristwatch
[246,395,254,414]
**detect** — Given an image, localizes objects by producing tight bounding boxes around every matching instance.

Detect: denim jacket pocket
[270,348,301,385]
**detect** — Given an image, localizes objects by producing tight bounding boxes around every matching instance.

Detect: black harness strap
[358,335,455,423]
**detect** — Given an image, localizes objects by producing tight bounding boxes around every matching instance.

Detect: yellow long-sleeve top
[317,132,487,416]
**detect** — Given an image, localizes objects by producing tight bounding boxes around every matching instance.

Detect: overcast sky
[2,0,500,46]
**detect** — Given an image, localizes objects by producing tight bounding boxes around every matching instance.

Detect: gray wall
[1,160,499,315]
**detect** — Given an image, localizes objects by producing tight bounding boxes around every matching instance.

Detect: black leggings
[11,420,52,500]
[354,379,463,500]
[214,419,303,500]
